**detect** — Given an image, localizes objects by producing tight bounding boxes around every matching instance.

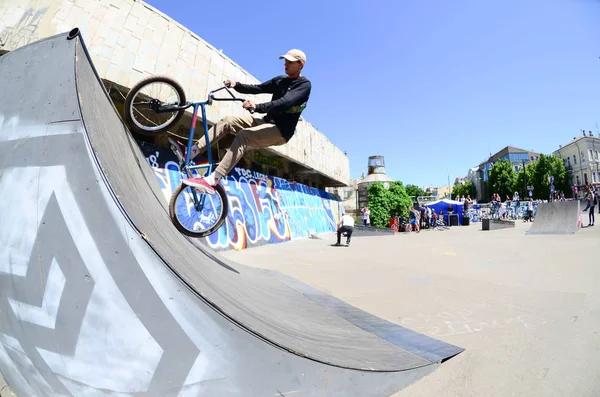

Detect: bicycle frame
[158,85,246,210]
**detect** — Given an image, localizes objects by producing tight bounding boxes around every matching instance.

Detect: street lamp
[447,169,451,199]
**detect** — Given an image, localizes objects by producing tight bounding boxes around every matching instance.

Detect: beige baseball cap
[279,49,306,63]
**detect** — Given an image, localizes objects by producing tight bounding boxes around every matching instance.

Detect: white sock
[204,171,224,186]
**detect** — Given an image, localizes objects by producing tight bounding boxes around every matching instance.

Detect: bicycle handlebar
[208,84,254,113]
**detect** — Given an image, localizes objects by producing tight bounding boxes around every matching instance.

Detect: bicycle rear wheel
[169,183,229,238]
[123,75,186,136]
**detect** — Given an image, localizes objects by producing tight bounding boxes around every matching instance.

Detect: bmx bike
[123,75,251,238]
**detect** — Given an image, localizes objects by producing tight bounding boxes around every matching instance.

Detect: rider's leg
[183,123,285,193]
[190,115,260,161]
[213,123,286,178]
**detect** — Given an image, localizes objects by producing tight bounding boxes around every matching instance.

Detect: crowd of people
[341,185,600,242]
[490,191,536,222]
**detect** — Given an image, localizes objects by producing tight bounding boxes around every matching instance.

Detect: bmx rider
[179,49,311,194]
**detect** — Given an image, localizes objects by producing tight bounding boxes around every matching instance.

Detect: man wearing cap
[179,49,311,194]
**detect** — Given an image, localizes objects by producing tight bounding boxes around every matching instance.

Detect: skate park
[1,1,600,397]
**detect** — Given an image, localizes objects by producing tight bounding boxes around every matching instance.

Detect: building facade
[469,146,540,201]
[553,130,600,190]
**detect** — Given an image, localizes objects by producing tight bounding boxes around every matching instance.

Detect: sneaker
[345,242,350,246]
[182,177,216,194]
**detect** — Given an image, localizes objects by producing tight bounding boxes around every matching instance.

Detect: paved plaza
[222,221,600,397]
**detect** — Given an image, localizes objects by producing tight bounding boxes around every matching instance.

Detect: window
[585,173,588,184]
[567,157,571,166]
[574,155,577,165]
[590,150,594,161]
[594,172,597,183]
[577,175,580,185]
[582,151,586,162]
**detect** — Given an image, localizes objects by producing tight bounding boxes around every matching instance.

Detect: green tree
[452,181,475,200]
[388,181,413,217]
[488,159,517,199]
[366,182,392,228]
[405,184,426,200]
[530,154,571,199]
[366,181,413,228]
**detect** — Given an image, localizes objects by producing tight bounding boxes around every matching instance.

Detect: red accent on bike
[191,107,199,129]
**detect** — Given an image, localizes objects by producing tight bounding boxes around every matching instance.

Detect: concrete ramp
[526,200,581,235]
[0,31,462,397]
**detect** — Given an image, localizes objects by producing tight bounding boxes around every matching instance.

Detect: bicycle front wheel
[169,183,229,238]
[123,75,186,136]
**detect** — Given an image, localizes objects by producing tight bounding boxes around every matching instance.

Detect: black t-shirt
[234,75,311,141]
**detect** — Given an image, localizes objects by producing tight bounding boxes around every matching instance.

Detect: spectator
[426,205,432,228]
[362,207,371,226]
[408,206,420,233]
[588,190,596,227]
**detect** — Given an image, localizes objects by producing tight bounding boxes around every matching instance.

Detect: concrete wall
[138,142,343,251]
[0,0,349,186]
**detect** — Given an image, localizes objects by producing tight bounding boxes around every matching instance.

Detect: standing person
[408,207,420,233]
[362,207,371,226]
[426,205,432,228]
[179,49,311,194]
[588,190,596,227]
[335,213,355,246]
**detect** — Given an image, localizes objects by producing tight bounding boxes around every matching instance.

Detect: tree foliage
[405,184,427,199]
[489,154,571,201]
[366,182,412,228]
[388,181,413,217]
[530,154,571,199]
[452,181,475,200]
[488,159,517,199]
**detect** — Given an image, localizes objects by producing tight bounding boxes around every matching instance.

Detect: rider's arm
[234,79,276,95]
[254,80,311,114]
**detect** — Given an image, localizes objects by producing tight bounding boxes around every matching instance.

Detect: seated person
[436,210,446,226]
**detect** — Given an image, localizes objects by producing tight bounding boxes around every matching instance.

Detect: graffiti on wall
[138,142,343,251]
[0,7,48,51]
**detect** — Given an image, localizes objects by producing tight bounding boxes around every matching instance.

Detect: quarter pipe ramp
[526,200,581,235]
[0,31,463,396]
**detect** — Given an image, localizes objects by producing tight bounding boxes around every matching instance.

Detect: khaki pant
[196,115,286,176]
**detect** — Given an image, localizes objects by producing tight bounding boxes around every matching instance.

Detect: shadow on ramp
[0,31,463,397]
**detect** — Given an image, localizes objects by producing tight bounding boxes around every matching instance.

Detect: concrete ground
[222,220,600,397]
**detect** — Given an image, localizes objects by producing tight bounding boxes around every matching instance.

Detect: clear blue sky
[146,0,600,188]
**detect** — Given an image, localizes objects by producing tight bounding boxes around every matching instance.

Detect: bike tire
[123,75,187,136]
[168,183,229,238]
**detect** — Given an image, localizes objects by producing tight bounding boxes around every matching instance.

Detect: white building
[553,130,600,189]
